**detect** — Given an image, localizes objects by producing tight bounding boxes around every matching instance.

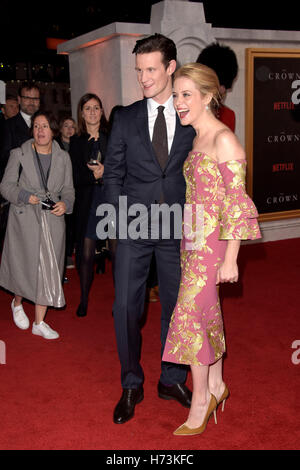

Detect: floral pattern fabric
[162,152,261,366]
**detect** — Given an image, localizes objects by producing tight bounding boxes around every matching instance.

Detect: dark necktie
[152,105,168,170]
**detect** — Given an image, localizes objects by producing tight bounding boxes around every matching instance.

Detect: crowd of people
[0,82,111,332]
[0,34,261,435]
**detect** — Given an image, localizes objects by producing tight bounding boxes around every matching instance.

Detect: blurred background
[1,0,300,117]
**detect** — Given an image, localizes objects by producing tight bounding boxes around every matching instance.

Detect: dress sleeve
[218,159,261,240]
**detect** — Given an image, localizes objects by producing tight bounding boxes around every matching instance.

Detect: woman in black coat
[69,93,108,317]
[56,116,78,270]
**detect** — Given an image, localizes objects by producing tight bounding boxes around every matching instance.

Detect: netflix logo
[272,163,294,172]
[273,101,295,110]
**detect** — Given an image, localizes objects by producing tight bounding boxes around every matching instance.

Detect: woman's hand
[28,195,40,205]
[87,161,104,180]
[216,240,240,285]
[51,201,66,216]
[216,260,238,284]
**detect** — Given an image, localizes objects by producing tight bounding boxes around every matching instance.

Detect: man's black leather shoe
[157,382,192,408]
[113,387,144,424]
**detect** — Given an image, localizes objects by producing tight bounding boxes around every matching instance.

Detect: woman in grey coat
[0,111,75,339]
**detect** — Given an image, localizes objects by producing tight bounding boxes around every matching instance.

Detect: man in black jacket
[0,82,40,181]
[0,82,40,248]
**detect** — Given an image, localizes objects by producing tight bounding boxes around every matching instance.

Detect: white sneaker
[32,321,59,340]
[11,299,30,330]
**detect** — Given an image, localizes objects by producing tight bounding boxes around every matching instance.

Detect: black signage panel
[246,49,300,221]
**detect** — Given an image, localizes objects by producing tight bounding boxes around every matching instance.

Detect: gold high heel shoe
[217,384,229,412]
[173,394,217,436]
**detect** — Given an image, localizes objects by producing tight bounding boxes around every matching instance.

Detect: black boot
[76,302,87,317]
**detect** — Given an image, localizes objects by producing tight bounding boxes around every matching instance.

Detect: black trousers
[147,253,158,288]
[113,237,188,389]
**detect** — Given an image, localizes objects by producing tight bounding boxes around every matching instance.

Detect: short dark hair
[0,94,18,107]
[197,42,238,90]
[132,33,177,68]
[30,110,59,137]
[5,94,18,102]
[59,115,77,131]
[18,81,40,97]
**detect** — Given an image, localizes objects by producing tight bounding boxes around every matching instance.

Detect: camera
[41,197,56,210]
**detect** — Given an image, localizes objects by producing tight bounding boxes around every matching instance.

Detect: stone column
[150,0,215,65]
[58,23,150,119]
[57,1,212,118]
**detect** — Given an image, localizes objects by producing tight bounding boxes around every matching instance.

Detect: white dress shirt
[20,111,32,128]
[147,95,176,154]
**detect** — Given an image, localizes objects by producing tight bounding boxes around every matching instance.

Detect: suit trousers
[113,236,188,389]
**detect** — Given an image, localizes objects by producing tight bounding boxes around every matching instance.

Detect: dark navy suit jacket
[104,98,195,216]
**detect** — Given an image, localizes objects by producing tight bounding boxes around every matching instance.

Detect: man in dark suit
[0,82,40,180]
[0,82,40,249]
[104,34,195,424]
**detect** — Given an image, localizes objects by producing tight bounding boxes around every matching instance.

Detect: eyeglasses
[20,95,40,101]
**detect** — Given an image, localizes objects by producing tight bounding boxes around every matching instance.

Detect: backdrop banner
[246,48,300,221]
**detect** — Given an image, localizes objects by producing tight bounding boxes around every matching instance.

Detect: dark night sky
[2,0,300,61]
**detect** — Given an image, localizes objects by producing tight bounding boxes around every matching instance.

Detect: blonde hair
[174,62,221,111]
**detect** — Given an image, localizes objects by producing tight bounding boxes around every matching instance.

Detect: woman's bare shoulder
[214,128,245,163]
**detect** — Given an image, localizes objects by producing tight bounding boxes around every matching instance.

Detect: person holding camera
[0,111,74,339]
[68,93,108,317]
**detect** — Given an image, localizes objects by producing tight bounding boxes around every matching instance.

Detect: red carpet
[0,238,299,450]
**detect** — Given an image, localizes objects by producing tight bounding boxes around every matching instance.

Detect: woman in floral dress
[162,63,261,435]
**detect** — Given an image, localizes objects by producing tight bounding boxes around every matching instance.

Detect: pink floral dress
[162,152,261,366]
